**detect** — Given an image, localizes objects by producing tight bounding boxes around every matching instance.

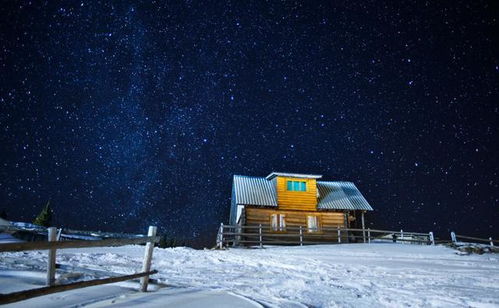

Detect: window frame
[286,180,307,192]
[307,215,320,233]
[270,213,286,232]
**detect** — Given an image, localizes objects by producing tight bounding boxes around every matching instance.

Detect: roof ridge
[317,180,355,184]
[233,174,266,179]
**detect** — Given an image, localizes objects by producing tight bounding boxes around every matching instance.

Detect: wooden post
[344,212,349,243]
[140,226,157,292]
[47,227,57,286]
[451,231,457,244]
[429,232,435,245]
[361,211,366,243]
[299,226,303,246]
[337,227,341,243]
[232,225,237,247]
[56,228,62,241]
[490,237,494,247]
[234,224,242,247]
[218,223,223,249]
[400,229,404,244]
[367,228,371,244]
[259,224,263,248]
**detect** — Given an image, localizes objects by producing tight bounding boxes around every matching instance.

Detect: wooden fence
[216,224,434,248]
[0,226,160,305]
[217,224,498,249]
[0,224,149,242]
[450,231,497,246]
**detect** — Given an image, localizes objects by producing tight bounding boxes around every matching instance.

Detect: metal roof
[233,175,373,211]
[317,181,373,211]
[233,175,277,207]
[265,172,323,180]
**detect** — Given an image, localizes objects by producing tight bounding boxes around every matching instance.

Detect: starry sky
[0,1,497,247]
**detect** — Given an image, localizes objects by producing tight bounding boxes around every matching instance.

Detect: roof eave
[265,172,323,180]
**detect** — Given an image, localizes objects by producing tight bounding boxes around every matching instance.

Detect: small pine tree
[33,201,53,227]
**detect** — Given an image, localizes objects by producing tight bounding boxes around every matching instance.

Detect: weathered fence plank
[299,226,303,246]
[0,225,160,305]
[455,234,498,243]
[140,226,157,292]
[46,227,57,286]
[0,236,160,253]
[0,270,157,305]
[259,224,263,248]
[218,223,224,249]
[361,211,366,243]
[429,232,435,246]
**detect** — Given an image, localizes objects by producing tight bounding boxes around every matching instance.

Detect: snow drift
[0,243,498,307]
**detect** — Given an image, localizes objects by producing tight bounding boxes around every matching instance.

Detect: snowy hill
[1,243,498,307]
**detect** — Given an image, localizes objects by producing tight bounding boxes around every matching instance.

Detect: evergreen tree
[33,201,53,227]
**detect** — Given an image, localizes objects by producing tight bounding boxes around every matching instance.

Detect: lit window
[287,180,306,191]
[271,214,286,231]
[307,216,319,232]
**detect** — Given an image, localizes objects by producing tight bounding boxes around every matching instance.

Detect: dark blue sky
[0,1,497,246]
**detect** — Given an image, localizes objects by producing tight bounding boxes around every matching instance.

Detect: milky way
[0,1,497,246]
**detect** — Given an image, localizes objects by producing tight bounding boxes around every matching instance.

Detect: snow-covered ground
[1,243,498,307]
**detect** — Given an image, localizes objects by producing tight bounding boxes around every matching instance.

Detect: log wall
[245,207,345,229]
[275,176,318,211]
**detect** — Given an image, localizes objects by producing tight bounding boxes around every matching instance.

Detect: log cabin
[229,172,374,243]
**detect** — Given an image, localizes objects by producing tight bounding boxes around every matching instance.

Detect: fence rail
[217,225,496,249]
[0,235,160,252]
[0,224,148,241]
[0,270,158,305]
[451,232,496,246]
[216,224,434,248]
[0,226,159,305]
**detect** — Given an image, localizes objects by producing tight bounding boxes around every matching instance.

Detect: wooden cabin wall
[244,207,349,243]
[276,177,318,211]
[245,207,345,228]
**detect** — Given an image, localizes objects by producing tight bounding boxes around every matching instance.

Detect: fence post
[490,237,494,247]
[259,224,263,248]
[361,211,366,243]
[140,226,157,292]
[218,223,224,249]
[216,227,220,248]
[337,227,341,243]
[47,227,57,286]
[429,232,435,246]
[299,226,303,246]
[451,231,457,244]
[400,229,404,243]
[367,228,371,244]
[233,225,239,247]
[56,228,62,241]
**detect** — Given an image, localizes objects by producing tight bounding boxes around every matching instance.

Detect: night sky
[1,1,497,247]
